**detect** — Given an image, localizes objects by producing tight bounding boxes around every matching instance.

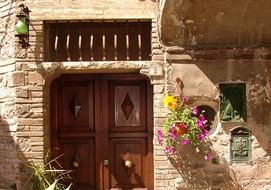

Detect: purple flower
[180,139,189,145]
[157,129,164,137]
[204,153,212,161]
[197,134,204,141]
[165,146,176,155]
[201,129,208,137]
[192,106,199,115]
[196,115,205,129]
[156,129,164,145]
[197,129,208,141]
[168,125,176,140]
[183,96,189,104]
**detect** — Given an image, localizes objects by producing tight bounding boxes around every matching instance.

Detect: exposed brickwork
[0,1,20,189]
[0,1,159,189]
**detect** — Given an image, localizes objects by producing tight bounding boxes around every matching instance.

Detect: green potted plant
[24,153,72,190]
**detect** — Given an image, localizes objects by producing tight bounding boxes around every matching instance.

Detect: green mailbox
[230,126,252,165]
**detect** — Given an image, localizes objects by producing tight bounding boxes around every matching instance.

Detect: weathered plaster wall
[152,48,271,190]
[155,0,271,189]
[169,61,271,189]
[160,0,271,47]
[0,0,162,189]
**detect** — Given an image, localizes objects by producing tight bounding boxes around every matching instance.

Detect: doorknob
[72,160,79,168]
[124,159,133,168]
[103,159,109,166]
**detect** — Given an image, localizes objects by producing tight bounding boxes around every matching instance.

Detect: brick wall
[0,1,19,189]
[0,0,163,189]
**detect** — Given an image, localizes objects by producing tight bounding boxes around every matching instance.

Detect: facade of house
[0,0,271,189]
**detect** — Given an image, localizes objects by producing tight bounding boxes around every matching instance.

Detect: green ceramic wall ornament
[15,4,31,48]
[219,83,246,122]
[15,17,29,35]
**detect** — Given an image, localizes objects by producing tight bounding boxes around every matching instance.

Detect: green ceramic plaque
[219,83,246,122]
[230,127,252,164]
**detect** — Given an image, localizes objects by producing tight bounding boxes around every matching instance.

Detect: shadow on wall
[168,140,242,189]
[0,116,22,190]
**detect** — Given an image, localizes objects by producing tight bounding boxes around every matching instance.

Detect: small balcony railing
[44,20,152,62]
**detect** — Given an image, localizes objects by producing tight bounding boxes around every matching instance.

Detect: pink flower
[165,146,176,155]
[156,129,164,146]
[169,129,176,140]
[169,125,176,140]
[201,129,208,137]
[196,115,205,129]
[204,153,212,161]
[183,96,189,104]
[192,106,199,115]
[180,139,189,145]
[197,129,208,141]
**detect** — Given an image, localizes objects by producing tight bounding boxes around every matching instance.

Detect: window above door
[44,20,152,62]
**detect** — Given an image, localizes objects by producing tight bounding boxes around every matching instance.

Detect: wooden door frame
[51,73,154,189]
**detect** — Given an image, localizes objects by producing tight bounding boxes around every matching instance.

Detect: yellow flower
[163,95,177,110]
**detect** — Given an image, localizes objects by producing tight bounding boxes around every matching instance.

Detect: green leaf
[65,184,72,190]
[46,180,57,190]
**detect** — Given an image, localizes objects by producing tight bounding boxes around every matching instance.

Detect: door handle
[124,159,133,168]
[72,160,79,168]
[103,159,109,166]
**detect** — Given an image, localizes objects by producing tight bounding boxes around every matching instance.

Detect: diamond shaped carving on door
[115,86,140,127]
[121,94,134,120]
[69,94,82,119]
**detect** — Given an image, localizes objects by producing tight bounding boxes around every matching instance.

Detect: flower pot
[174,121,187,136]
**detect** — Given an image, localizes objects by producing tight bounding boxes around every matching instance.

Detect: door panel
[109,81,147,132]
[51,74,153,190]
[104,76,153,190]
[109,139,146,189]
[61,82,94,131]
[60,139,96,189]
[114,86,141,127]
[51,75,99,190]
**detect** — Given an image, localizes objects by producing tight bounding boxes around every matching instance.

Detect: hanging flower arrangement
[157,94,211,160]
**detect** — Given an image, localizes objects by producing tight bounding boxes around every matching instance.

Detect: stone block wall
[0,1,19,189]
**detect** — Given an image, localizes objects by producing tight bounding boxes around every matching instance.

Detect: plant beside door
[24,153,72,190]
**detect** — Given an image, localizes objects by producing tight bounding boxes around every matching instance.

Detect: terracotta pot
[174,121,187,136]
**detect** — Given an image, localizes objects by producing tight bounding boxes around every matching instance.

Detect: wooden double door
[51,74,153,190]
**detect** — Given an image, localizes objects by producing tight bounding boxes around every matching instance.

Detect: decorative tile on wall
[219,83,246,122]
